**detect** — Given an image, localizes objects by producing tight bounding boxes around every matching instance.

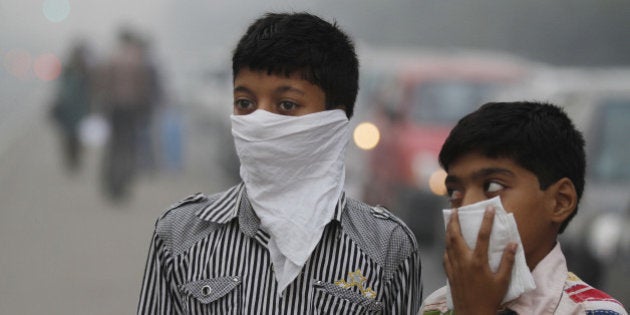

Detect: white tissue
[442,196,536,308]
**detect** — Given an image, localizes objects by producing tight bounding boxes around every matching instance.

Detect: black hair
[439,101,586,233]
[232,12,359,118]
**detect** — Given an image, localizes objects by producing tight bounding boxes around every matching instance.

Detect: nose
[460,190,487,208]
[256,101,274,114]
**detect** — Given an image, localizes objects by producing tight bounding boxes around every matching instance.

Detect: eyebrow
[275,85,305,95]
[445,167,515,184]
[233,85,251,94]
[232,85,306,95]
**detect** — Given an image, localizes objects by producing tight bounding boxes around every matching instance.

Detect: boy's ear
[548,177,578,224]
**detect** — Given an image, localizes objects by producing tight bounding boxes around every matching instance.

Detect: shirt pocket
[179,276,241,314]
[311,279,384,314]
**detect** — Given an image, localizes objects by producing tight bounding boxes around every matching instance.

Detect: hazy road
[0,102,233,314]
[0,102,445,314]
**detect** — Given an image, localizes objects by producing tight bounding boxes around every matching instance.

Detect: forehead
[235,67,305,82]
[234,68,320,90]
[447,152,534,181]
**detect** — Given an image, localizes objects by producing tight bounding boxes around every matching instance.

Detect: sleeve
[418,286,450,315]
[384,248,423,314]
[137,229,184,315]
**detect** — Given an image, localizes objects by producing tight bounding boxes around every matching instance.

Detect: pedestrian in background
[99,27,161,202]
[50,40,93,173]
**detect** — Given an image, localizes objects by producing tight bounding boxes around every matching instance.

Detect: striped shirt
[138,183,422,314]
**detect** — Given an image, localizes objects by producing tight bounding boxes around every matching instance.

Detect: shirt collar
[195,182,347,237]
[195,182,244,223]
[506,242,567,314]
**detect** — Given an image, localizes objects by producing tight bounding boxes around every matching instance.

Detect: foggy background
[1,1,629,314]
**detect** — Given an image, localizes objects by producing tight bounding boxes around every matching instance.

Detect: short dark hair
[232,12,359,118]
[439,101,586,233]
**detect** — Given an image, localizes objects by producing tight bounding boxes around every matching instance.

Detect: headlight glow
[353,122,380,150]
[429,169,448,196]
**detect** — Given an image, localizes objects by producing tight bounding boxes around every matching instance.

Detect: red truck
[358,49,536,245]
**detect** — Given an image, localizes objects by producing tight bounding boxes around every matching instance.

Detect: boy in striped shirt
[138,12,422,314]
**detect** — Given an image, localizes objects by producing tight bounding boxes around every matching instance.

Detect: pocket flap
[180,276,241,304]
[313,279,384,312]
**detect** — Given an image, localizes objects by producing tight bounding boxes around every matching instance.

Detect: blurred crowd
[49,26,183,203]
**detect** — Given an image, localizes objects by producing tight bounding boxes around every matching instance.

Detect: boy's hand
[443,206,518,315]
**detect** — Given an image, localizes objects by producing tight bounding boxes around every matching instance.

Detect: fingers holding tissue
[443,197,534,313]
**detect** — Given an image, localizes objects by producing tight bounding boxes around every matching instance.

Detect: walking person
[99,27,160,201]
[50,40,93,173]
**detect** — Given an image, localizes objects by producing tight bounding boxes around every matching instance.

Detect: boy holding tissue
[420,101,626,314]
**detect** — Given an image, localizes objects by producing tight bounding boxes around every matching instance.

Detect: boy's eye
[234,99,254,109]
[278,101,298,112]
[234,99,256,114]
[447,189,463,207]
[485,181,505,193]
[447,189,461,199]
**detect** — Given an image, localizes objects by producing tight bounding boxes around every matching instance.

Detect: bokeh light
[353,122,380,150]
[43,0,71,23]
[3,49,32,79]
[429,169,448,196]
[34,53,62,81]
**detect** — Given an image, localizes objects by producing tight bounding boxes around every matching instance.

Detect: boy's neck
[526,238,557,271]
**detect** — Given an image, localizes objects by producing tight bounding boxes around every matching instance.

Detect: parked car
[356,48,539,245]
[500,68,630,305]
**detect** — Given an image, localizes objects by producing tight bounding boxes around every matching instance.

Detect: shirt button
[233,277,239,282]
[373,207,384,214]
[201,285,212,296]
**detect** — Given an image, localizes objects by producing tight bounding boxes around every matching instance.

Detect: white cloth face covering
[231,109,349,294]
[442,196,536,307]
